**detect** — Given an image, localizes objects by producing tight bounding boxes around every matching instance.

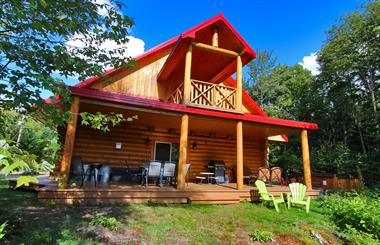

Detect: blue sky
[60,0,364,91]
[123,0,363,66]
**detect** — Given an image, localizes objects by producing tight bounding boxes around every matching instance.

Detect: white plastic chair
[160,162,176,186]
[144,161,162,187]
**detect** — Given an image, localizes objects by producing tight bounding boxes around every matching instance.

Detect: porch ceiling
[80,100,301,141]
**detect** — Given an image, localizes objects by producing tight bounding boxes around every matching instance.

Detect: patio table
[200,172,215,184]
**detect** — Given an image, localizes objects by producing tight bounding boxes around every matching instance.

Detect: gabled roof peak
[75,13,255,88]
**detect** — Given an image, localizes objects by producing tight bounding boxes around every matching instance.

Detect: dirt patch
[162,229,190,245]
[231,229,254,245]
[77,225,144,244]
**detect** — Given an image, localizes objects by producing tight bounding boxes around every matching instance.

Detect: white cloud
[66,34,145,59]
[299,52,320,75]
[100,36,145,58]
[65,0,145,65]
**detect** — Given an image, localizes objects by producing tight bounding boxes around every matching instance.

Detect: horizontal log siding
[73,125,266,181]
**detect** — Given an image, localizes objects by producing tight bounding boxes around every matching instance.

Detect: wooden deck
[37,183,321,205]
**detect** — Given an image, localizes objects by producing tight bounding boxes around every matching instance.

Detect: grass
[0,178,342,244]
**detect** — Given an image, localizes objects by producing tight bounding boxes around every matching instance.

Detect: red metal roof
[73,13,264,115]
[69,13,318,138]
[75,13,256,88]
[69,86,318,131]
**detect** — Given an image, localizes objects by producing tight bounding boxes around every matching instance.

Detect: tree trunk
[354,117,367,158]
[342,120,348,145]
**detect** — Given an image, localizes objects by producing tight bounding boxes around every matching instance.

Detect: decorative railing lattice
[168,80,237,110]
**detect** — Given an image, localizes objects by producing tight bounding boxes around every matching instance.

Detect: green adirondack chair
[287,183,311,213]
[255,180,285,212]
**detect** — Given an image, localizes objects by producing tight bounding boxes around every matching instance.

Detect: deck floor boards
[37,182,320,205]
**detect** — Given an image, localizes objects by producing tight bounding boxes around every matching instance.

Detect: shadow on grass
[0,186,139,244]
[0,184,341,245]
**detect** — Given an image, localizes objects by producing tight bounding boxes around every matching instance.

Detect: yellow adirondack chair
[255,180,285,212]
[287,183,311,213]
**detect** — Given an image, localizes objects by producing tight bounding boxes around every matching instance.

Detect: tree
[317,0,380,184]
[0,0,134,125]
[0,1,136,187]
[244,50,279,106]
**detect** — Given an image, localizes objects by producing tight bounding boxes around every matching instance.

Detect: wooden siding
[72,124,266,181]
[101,55,169,99]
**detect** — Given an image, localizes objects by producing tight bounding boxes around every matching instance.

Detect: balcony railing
[168,79,237,111]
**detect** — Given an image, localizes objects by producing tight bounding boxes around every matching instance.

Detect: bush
[320,192,380,239]
[341,225,379,245]
[249,229,274,242]
[311,142,364,176]
[89,216,121,231]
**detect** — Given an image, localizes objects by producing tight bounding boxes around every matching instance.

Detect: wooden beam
[192,42,239,58]
[183,44,192,104]
[59,97,80,187]
[301,129,312,189]
[236,121,243,189]
[212,28,218,47]
[236,56,243,111]
[177,114,189,189]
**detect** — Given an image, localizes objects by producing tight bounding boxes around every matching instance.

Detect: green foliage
[0,109,58,188]
[249,229,274,242]
[0,110,60,165]
[0,0,134,126]
[320,192,380,239]
[311,142,364,176]
[80,112,137,132]
[341,225,379,245]
[245,0,380,186]
[316,0,380,184]
[0,146,41,187]
[89,216,121,231]
[0,221,7,240]
[31,229,54,243]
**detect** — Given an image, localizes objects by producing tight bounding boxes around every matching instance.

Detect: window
[154,142,172,162]
[154,142,179,163]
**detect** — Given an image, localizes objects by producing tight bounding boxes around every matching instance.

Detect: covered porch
[57,94,316,193]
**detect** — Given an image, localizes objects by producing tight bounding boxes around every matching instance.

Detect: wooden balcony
[168,80,237,111]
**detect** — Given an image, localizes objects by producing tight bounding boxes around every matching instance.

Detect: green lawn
[0,179,342,244]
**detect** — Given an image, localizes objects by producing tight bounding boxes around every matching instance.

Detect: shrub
[320,192,380,239]
[249,229,274,242]
[341,225,379,245]
[89,216,121,231]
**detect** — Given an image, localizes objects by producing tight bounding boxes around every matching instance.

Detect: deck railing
[168,80,237,110]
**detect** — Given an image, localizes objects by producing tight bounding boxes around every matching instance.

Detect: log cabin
[39,13,319,204]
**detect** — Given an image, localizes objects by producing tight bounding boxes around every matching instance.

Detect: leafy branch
[80,112,137,132]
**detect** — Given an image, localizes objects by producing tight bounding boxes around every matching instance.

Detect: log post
[59,96,80,187]
[264,139,269,168]
[236,121,243,189]
[236,56,242,111]
[212,27,218,47]
[301,129,312,189]
[192,42,239,57]
[183,44,192,104]
[177,114,189,189]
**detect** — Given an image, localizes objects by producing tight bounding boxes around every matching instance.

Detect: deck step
[188,193,240,204]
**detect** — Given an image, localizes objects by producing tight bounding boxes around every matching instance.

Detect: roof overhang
[69,86,319,135]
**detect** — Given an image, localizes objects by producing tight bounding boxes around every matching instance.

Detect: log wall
[72,124,266,181]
